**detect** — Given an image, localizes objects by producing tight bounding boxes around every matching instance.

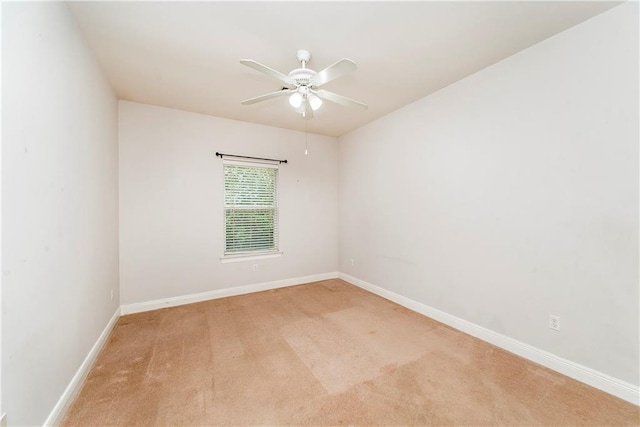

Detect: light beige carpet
[63,279,639,426]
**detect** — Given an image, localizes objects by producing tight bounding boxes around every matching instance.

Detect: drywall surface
[0,2,3,421]
[2,3,119,425]
[0,2,3,422]
[339,3,639,386]
[119,101,339,305]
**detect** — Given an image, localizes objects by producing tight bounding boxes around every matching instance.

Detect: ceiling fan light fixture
[240,50,368,116]
[309,94,323,111]
[289,92,303,108]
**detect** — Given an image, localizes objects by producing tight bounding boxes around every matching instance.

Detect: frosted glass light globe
[289,92,303,108]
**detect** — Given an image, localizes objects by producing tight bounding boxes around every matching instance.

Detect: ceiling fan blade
[315,89,368,110]
[241,89,290,105]
[240,59,294,87]
[309,58,357,87]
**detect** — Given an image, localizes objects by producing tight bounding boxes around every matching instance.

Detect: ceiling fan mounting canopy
[296,49,311,64]
[240,49,368,119]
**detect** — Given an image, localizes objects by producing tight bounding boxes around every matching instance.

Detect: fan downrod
[296,50,311,67]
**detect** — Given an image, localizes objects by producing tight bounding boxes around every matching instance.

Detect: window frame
[220,159,282,262]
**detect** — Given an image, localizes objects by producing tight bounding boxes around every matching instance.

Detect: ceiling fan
[240,50,368,119]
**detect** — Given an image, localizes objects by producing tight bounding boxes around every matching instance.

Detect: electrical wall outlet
[350,258,354,266]
[549,314,560,331]
[110,288,114,301]
[252,264,259,272]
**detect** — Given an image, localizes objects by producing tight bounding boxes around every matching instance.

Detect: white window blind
[224,162,278,255]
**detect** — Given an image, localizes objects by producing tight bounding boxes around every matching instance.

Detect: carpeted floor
[63,279,639,426]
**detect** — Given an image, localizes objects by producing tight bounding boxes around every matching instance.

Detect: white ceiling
[69,1,620,137]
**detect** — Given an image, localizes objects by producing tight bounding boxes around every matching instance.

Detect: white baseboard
[43,307,121,427]
[339,273,640,406]
[121,272,340,315]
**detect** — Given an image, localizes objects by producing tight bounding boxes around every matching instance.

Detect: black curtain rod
[215,152,287,164]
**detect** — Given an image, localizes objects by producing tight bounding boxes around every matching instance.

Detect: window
[223,161,279,256]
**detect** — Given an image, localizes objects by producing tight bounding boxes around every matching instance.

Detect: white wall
[119,101,339,305]
[2,3,119,426]
[339,2,639,387]
[0,2,3,422]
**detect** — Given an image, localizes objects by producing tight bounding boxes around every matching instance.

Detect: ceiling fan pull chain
[304,120,308,155]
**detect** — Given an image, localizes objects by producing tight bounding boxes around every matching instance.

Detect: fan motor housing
[288,68,317,86]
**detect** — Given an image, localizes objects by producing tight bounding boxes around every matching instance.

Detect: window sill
[220,252,283,263]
